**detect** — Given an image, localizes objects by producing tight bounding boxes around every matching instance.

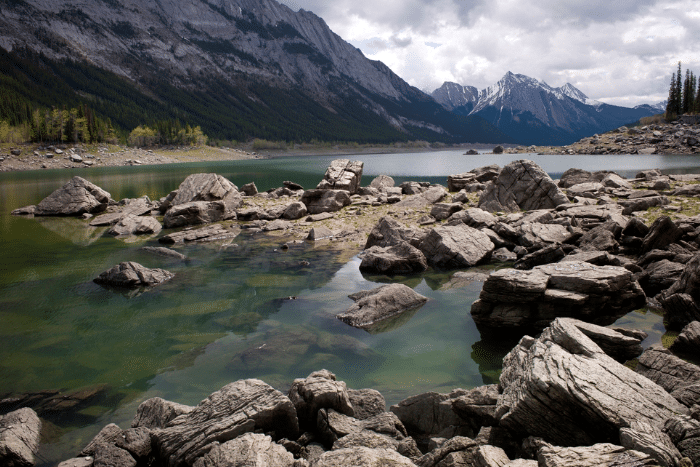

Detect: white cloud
[279,0,700,107]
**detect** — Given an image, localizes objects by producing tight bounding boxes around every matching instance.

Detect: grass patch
[662,330,679,349]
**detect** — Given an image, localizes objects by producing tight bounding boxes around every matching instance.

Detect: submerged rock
[337,284,428,331]
[94,262,174,288]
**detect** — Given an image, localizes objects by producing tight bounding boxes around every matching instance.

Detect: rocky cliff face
[432,72,658,145]
[0,0,507,142]
[431,82,479,114]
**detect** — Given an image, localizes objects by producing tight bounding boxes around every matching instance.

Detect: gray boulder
[140,247,187,261]
[496,318,687,446]
[478,160,569,213]
[35,176,111,216]
[348,389,386,420]
[558,168,596,188]
[418,224,494,268]
[337,284,428,331]
[671,321,700,355]
[91,442,137,467]
[300,189,352,214]
[191,433,295,467]
[365,216,424,249]
[636,346,700,406]
[619,420,682,467]
[168,173,240,207]
[317,159,363,194]
[94,262,174,288]
[89,198,152,227]
[313,447,415,467]
[638,260,685,297]
[107,215,162,237]
[240,182,257,196]
[447,208,497,229]
[471,262,646,331]
[640,216,684,254]
[370,175,395,191]
[661,253,700,330]
[621,196,670,215]
[0,408,41,467]
[390,389,468,437]
[282,201,308,220]
[602,173,632,189]
[396,186,448,208]
[131,397,194,429]
[664,415,700,466]
[537,442,656,467]
[163,201,234,228]
[288,370,354,430]
[158,224,238,244]
[430,203,463,221]
[80,423,123,457]
[154,379,299,467]
[360,242,428,275]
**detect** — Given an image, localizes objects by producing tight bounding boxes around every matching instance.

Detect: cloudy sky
[278,0,700,107]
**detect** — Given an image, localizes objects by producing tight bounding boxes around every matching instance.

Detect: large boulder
[359,242,428,275]
[478,160,569,213]
[348,389,386,420]
[365,217,424,249]
[390,389,468,438]
[34,176,111,216]
[558,168,597,188]
[300,189,352,214]
[154,379,299,467]
[317,159,363,194]
[94,262,174,288]
[107,215,162,237]
[313,447,415,467]
[661,253,700,330]
[537,442,656,467]
[471,261,646,332]
[640,216,684,254]
[89,198,152,226]
[369,175,395,191]
[191,433,295,467]
[0,408,41,467]
[418,224,494,268]
[163,201,235,228]
[636,346,700,407]
[167,173,240,207]
[670,321,700,355]
[131,397,194,429]
[395,186,448,208]
[337,284,428,332]
[665,415,700,466]
[288,370,353,431]
[496,318,687,446]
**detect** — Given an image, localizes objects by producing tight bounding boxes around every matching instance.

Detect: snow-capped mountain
[635,101,667,114]
[432,72,658,145]
[431,82,479,113]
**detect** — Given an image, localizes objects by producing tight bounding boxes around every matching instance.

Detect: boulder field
[9,158,700,466]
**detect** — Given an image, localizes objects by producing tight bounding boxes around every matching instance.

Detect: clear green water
[0,152,687,465]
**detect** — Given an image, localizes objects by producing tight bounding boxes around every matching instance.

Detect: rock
[11,205,36,216]
[154,379,298,467]
[622,217,650,238]
[664,415,700,466]
[621,196,670,215]
[94,262,174,288]
[558,168,596,188]
[671,321,700,355]
[117,427,153,460]
[370,175,395,191]
[262,219,291,232]
[638,260,685,297]
[332,430,399,451]
[416,436,480,467]
[493,247,518,262]
[636,169,663,180]
[493,145,504,154]
[168,173,240,208]
[516,223,570,251]
[337,284,428,331]
[159,224,238,244]
[301,189,352,214]
[107,215,162,237]
[288,370,353,431]
[471,262,646,331]
[348,389,386,420]
[282,202,308,220]
[390,390,466,437]
[57,458,94,467]
[418,224,494,268]
[306,212,335,222]
[92,442,137,467]
[307,227,334,241]
[70,153,83,163]
[80,423,124,456]
[636,346,700,403]
[360,242,428,275]
[602,173,632,189]
[566,182,604,198]
[537,443,656,467]
[140,247,187,261]
[640,216,684,254]
[448,173,478,192]
[496,318,687,446]
[619,420,682,467]
[317,159,363,194]
[451,385,500,429]
[513,244,566,270]
[661,253,700,330]
[89,198,152,227]
[479,160,569,213]
[240,182,258,196]
[131,397,194,429]
[396,186,448,208]
[313,447,416,467]
[0,408,41,467]
[430,203,463,221]
[365,216,423,249]
[163,201,234,228]
[316,409,362,445]
[448,208,497,229]
[579,226,618,252]
[573,320,644,362]
[191,433,295,467]
[35,176,111,216]
[400,181,429,195]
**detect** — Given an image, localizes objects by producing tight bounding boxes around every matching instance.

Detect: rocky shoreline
[5,158,700,466]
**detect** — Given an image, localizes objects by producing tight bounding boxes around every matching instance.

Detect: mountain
[431,72,658,145]
[635,101,667,114]
[431,82,479,115]
[0,0,508,144]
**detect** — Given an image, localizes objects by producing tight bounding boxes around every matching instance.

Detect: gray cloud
[278,0,700,107]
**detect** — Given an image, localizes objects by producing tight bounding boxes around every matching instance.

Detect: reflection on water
[0,154,681,466]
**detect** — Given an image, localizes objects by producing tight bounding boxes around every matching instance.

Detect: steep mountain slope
[432,72,657,145]
[0,0,508,143]
[432,82,479,115]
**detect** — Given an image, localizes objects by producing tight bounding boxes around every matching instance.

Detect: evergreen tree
[666,72,679,119]
[676,62,683,115]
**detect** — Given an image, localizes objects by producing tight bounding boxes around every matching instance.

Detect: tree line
[666,62,700,119]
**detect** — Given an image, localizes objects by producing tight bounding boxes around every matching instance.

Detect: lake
[0,150,694,465]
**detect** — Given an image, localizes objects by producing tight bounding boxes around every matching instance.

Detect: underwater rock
[337,284,428,331]
[94,262,174,289]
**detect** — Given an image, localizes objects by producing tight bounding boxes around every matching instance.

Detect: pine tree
[666,72,679,119]
[676,62,683,115]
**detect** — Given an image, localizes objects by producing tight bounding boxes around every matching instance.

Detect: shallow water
[0,151,687,465]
